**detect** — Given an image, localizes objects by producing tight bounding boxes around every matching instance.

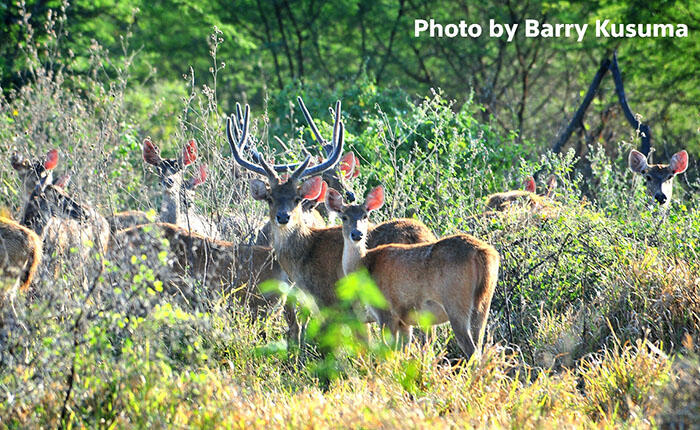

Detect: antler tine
[301,121,345,178]
[297,96,325,145]
[226,105,272,178]
[331,100,341,155]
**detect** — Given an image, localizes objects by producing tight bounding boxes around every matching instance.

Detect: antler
[227,101,345,181]
[298,97,340,157]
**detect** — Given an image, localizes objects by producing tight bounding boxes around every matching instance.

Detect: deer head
[143,138,198,191]
[226,98,344,232]
[325,185,384,245]
[11,149,59,198]
[628,149,688,206]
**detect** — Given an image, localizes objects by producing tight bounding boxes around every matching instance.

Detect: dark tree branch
[609,52,652,156]
[552,56,611,154]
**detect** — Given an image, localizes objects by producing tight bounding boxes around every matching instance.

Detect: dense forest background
[1,0,698,162]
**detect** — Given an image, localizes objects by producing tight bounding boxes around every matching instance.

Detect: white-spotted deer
[108,222,282,313]
[326,185,500,359]
[0,216,42,295]
[11,149,110,281]
[628,149,688,207]
[142,138,221,238]
[226,100,435,341]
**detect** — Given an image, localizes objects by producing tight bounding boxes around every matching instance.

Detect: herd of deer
[0,97,690,359]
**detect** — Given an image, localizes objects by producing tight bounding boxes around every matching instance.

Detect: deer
[628,149,688,207]
[226,100,435,342]
[107,222,283,315]
[325,185,500,359]
[485,175,557,212]
[0,216,43,296]
[11,149,110,281]
[142,137,221,238]
[225,101,360,247]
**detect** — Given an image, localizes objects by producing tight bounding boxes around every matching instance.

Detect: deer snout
[654,192,667,205]
[350,229,363,242]
[276,211,290,225]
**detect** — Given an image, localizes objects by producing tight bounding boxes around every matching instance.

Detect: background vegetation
[0,1,698,427]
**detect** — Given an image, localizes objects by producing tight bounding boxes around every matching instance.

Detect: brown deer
[142,138,221,238]
[485,175,557,212]
[0,216,42,295]
[628,149,688,207]
[225,101,359,246]
[226,101,435,341]
[326,185,500,359]
[108,222,283,313]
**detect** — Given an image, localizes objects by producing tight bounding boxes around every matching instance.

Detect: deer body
[109,222,282,312]
[106,210,152,233]
[0,216,42,293]
[327,186,499,358]
[485,175,557,212]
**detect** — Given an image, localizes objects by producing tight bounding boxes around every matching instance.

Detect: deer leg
[446,303,476,359]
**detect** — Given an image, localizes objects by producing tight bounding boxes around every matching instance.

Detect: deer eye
[294,197,302,204]
[645,175,652,181]
[362,214,368,220]
[341,215,348,221]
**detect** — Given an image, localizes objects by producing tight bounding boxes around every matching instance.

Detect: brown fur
[0,216,43,292]
[106,210,152,233]
[109,223,283,311]
[358,235,500,359]
[485,190,549,212]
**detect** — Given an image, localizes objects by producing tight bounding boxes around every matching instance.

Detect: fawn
[326,185,500,359]
[628,149,688,207]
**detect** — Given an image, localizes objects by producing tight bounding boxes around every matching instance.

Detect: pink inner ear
[325,188,344,212]
[192,165,208,187]
[301,177,324,200]
[524,176,536,193]
[142,139,161,165]
[44,149,59,170]
[182,139,198,166]
[365,186,385,211]
[339,152,356,179]
[315,181,328,202]
[671,150,688,174]
[351,154,360,179]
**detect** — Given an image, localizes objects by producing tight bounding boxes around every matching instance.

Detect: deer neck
[342,235,366,275]
[160,176,184,224]
[271,208,313,263]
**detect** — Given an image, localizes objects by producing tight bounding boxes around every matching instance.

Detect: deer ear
[339,152,356,180]
[299,176,324,200]
[351,153,360,178]
[523,176,536,193]
[182,139,197,166]
[191,165,208,187]
[315,181,328,202]
[325,188,344,213]
[250,178,269,201]
[44,149,59,170]
[670,150,688,174]
[143,139,161,166]
[364,185,385,212]
[628,150,648,174]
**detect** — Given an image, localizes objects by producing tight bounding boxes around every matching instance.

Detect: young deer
[485,175,557,212]
[0,216,42,294]
[227,101,435,341]
[143,138,220,238]
[628,149,688,207]
[326,186,500,359]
